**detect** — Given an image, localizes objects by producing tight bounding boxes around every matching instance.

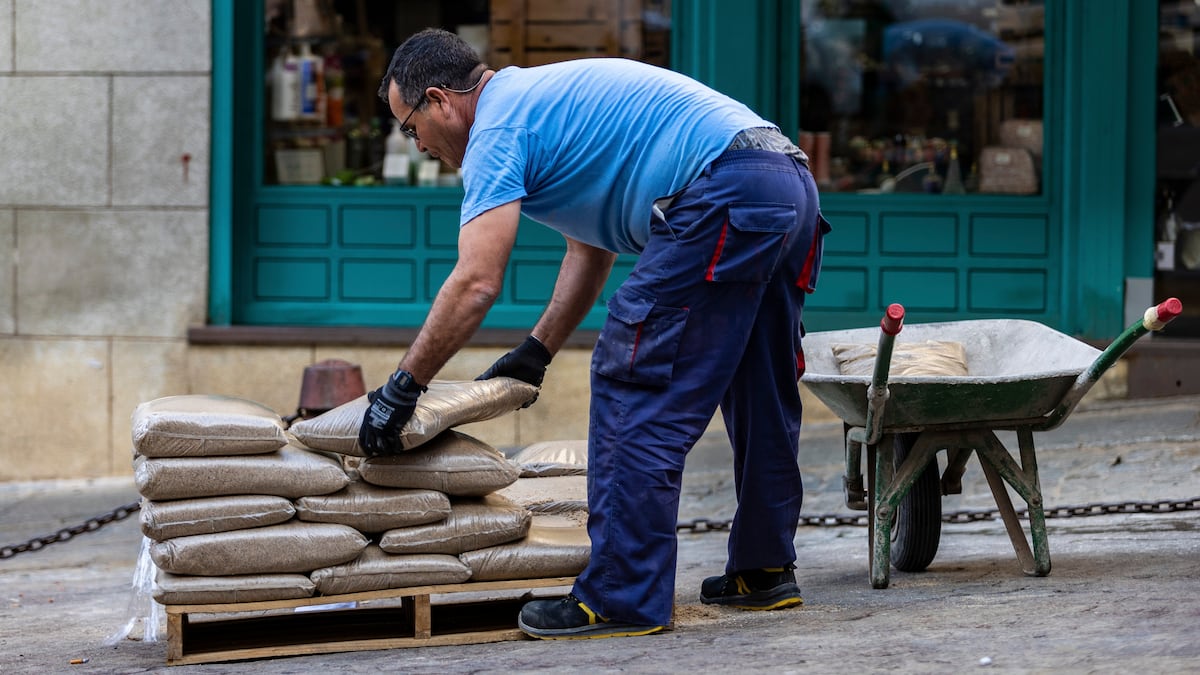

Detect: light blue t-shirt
[459,59,770,254]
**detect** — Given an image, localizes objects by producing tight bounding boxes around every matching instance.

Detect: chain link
[676,497,1200,533]
[1,501,140,559]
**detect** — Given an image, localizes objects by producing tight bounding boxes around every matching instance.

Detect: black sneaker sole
[517,615,666,640]
[700,583,804,611]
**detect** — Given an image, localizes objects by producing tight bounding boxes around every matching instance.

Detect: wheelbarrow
[800,299,1184,588]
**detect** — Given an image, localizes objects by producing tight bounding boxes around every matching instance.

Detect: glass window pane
[263,0,671,187]
[798,0,1044,195]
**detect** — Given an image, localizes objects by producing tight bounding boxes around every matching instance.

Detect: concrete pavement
[1,394,1199,673]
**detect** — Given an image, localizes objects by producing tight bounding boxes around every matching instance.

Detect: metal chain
[1,501,140,559]
[5,497,1198,555]
[676,497,1200,533]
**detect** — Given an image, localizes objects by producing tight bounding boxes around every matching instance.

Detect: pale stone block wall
[0,0,214,480]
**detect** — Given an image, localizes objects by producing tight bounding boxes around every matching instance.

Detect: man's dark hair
[378,28,484,107]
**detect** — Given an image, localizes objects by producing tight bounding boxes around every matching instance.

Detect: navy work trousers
[573,149,827,626]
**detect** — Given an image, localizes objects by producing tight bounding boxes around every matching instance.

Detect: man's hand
[476,336,552,408]
[476,335,553,387]
[358,370,425,456]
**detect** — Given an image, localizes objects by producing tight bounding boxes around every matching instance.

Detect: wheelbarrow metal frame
[806,299,1183,589]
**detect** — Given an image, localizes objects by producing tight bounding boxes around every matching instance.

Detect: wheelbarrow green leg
[975,428,1051,576]
[868,431,946,588]
[869,435,895,589]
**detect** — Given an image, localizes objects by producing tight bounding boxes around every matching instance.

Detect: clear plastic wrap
[105,536,164,645]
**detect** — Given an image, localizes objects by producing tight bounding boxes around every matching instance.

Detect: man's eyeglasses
[398,96,426,141]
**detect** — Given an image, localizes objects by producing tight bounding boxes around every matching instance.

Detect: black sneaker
[699,566,804,610]
[517,594,666,640]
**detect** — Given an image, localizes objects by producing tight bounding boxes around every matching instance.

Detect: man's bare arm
[532,236,618,355]
[397,200,522,383]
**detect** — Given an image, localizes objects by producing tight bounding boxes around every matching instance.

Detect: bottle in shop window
[270,47,300,121]
[942,143,966,194]
[297,43,325,122]
[325,54,344,128]
[382,120,411,185]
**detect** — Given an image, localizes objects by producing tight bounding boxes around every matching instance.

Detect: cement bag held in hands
[509,439,588,477]
[150,521,367,576]
[459,522,590,582]
[134,444,349,501]
[289,378,539,455]
[153,569,315,604]
[140,495,296,541]
[379,494,531,555]
[832,340,969,377]
[358,430,520,497]
[309,546,472,595]
[131,395,288,458]
[294,482,451,533]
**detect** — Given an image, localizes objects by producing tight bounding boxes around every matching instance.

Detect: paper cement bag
[150,521,367,576]
[378,495,531,555]
[294,482,451,533]
[131,395,287,458]
[140,495,296,541]
[458,523,590,582]
[310,547,472,595]
[153,569,315,605]
[832,340,969,377]
[358,430,520,497]
[134,444,350,501]
[289,378,539,455]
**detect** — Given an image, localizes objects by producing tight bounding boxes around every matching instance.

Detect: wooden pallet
[164,576,575,666]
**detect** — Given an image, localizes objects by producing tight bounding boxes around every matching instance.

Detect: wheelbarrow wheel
[890,432,941,572]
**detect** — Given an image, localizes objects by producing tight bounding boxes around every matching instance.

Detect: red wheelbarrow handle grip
[881,303,905,335]
[1144,297,1183,331]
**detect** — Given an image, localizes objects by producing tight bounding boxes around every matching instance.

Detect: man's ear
[425,86,446,107]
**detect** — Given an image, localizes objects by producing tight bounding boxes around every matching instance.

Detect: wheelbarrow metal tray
[801,319,1102,428]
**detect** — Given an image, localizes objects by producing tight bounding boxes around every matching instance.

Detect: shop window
[1155,0,1200,336]
[798,0,1044,195]
[262,0,672,187]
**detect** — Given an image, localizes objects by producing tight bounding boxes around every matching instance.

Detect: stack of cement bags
[131,379,590,606]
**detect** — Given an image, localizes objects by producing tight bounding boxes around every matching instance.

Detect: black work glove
[476,335,553,387]
[358,370,425,456]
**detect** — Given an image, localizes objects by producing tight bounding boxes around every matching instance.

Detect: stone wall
[0,0,215,480]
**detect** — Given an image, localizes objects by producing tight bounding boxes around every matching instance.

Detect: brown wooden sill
[187,325,600,349]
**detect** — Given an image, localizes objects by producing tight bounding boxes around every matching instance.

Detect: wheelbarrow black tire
[890,432,942,572]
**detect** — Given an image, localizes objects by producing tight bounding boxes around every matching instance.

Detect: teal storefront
[205,1,1181,343]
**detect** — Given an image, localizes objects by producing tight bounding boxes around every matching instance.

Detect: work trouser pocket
[592,288,689,387]
[705,202,796,283]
